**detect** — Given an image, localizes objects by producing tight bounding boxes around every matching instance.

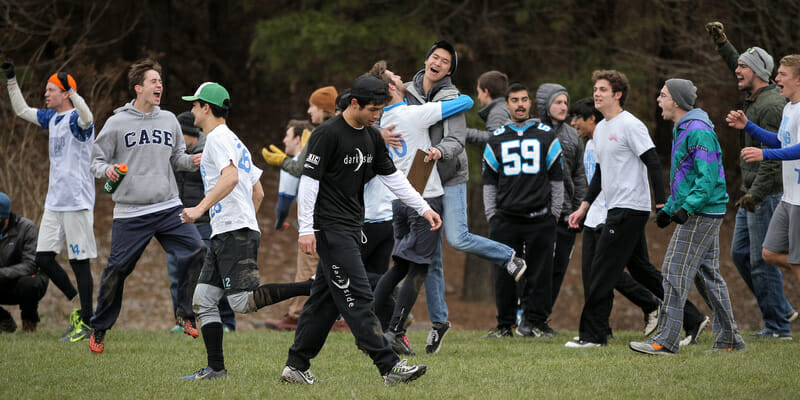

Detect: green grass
[2,329,797,399]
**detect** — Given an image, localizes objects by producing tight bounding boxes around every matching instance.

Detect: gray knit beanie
[665,79,697,111]
[738,46,774,82]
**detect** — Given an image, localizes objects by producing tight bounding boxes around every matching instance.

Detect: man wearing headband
[2,59,97,342]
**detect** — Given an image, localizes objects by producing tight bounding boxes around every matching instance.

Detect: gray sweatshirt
[466,97,511,145]
[91,100,197,206]
[405,70,468,186]
[536,84,587,218]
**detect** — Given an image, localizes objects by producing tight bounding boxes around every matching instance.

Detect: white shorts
[36,209,97,260]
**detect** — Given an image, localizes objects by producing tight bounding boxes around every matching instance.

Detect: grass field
[2,328,797,399]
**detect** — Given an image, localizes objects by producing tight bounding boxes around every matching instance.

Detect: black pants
[361,220,395,329]
[550,219,576,310]
[490,214,555,328]
[582,226,659,313]
[287,229,397,376]
[579,209,705,344]
[0,274,49,322]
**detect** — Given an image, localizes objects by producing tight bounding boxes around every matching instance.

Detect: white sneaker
[564,339,602,348]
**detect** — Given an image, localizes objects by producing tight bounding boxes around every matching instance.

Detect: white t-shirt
[201,124,263,237]
[778,101,800,205]
[380,100,444,198]
[583,139,607,228]
[278,154,301,198]
[363,176,394,222]
[593,110,655,212]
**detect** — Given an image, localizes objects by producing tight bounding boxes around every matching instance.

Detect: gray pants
[652,215,745,352]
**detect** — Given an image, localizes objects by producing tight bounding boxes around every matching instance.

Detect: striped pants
[652,215,745,352]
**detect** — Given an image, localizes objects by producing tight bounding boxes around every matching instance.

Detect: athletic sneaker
[180,366,228,380]
[564,339,603,348]
[89,329,105,354]
[629,339,675,355]
[281,366,317,384]
[68,321,92,342]
[516,320,553,338]
[748,328,792,340]
[169,323,183,333]
[643,307,659,336]
[787,310,799,323]
[506,255,527,282]
[680,315,709,346]
[386,331,416,356]
[382,359,427,386]
[177,317,199,338]
[59,308,81,342]
[425,321,450,354]
[482,327,513,339]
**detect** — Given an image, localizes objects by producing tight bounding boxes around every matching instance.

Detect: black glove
[655,209,672,228]
[736,194,761,212]
[57,72,72,92]
[1,59,14,79]
[705,22,727,46]
[671,208,689,224]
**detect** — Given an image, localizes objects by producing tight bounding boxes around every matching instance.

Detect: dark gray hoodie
[536,83,587,218]
[91,100,197,208]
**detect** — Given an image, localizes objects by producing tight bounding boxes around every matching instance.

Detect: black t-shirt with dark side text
[303,115,396,230]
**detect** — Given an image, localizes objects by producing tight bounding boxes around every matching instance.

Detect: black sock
[36,252,78,299]
[252,280,312,309]
[69,259,93,323]
[201,322,225,371]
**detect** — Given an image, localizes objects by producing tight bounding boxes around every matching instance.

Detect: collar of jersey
[383,100,407,112]
[508,121,537,134]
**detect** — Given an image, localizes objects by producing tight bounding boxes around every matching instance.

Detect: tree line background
[2,0,799,313]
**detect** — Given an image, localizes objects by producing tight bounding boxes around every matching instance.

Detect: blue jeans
[167,223,236,330]
[424,182,515,323]
[731,192,793,334]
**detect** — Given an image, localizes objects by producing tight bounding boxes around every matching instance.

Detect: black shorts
[391,196,443,265]
[198,228,260,294]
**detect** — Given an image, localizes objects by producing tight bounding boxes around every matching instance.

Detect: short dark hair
[286,119,314,138]
[198,99,229,119]
[570,97,603,122]
[478,71,509,99]
[352,93,390,108]
[336,89,351,113]
[128,58,162,96]
[505,83,529,101]
[592,69,629,106]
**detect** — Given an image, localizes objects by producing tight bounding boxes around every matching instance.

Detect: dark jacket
[175,133,209,225]
[0,213,39,282]
[466,97,511,145]
[718,41,785,198]
[405,70,468,186]
[536,84,587,217]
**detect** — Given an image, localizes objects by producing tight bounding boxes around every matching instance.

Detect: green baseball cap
[182,82,230,109]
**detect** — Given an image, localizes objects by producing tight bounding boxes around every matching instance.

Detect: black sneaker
[483,327,514,339]
[383,359,426,386]
[506,254,527,282]
[425,321,450,354]
[680,316,709,346]
[515,320,553,338]
[385,331,416,356]
[643,307,659,336]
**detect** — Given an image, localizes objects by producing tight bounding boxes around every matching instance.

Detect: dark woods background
[2,0,799,311]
